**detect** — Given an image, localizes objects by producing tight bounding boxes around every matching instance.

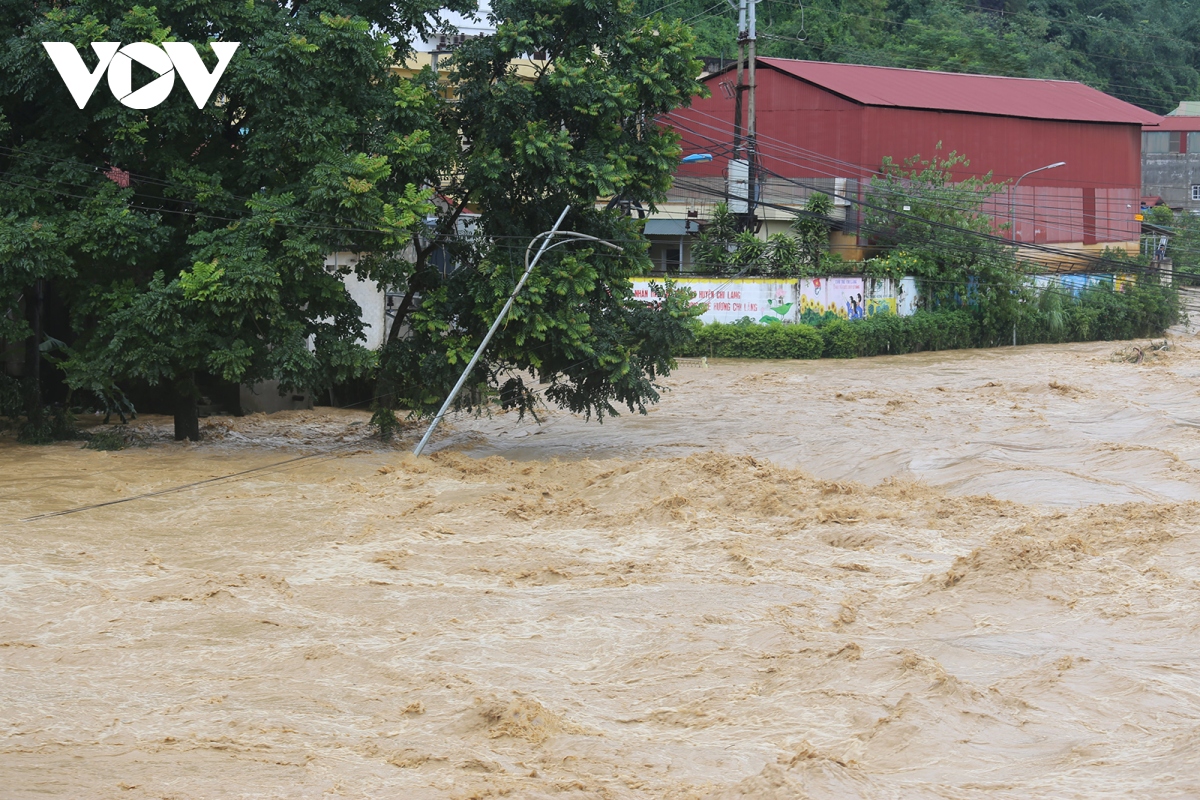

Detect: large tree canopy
[2,0,702,441]
[372,0,706,428]
[1,0,469,438]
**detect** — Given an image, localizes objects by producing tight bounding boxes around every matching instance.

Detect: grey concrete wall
[239,380,314,414]
[1142,154,1200,211]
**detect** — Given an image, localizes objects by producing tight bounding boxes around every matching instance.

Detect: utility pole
[731,0,746,158]
[746,0,758,228]
[728,0,757,232]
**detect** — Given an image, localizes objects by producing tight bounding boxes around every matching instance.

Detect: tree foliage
[2,0,466,437]
[864,146,1021,340]
[3,0,706,440]
[372,0,707,427]
[690,193,831,276]
[639,0,1200,114]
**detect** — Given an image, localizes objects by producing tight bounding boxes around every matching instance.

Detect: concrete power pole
[728,0,758,231]
[732,0,746,157]
[746,0,758,228]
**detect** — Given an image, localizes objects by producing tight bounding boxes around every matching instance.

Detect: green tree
[791,191,834,275]
[692,202,740,275]
[690,199,815,276]
[1,0,463,438]
[371,0,707,428]
[864,146,1021,340]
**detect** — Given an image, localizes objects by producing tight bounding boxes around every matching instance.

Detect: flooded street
[3,335,1200,798]
[456,337,1200,507]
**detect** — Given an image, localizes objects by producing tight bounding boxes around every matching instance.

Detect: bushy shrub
[685,322,823,359]
[822,310,975,357]
[82,429,126,451]
[820,318,861,358]
[17,406,77,444]
[1014,280,1178,346]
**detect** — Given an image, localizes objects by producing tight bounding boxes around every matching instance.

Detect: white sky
[413,3,496,50]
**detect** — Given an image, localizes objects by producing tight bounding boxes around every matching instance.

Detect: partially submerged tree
[372,0,707,429]
[2,0,465,438]
[4,0,705,441]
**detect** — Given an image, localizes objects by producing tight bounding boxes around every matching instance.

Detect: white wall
[324,251,389,350]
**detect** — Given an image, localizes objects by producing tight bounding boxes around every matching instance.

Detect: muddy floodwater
[3,336,1200,798]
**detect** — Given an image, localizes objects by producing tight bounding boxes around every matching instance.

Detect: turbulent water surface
[2,336,1199,798]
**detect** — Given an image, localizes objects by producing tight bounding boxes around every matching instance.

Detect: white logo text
[42,41,240,110]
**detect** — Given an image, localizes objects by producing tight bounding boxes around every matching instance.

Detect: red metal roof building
[662,58,1160,266]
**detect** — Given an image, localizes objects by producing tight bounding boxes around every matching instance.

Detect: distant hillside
[639,0,1198,115]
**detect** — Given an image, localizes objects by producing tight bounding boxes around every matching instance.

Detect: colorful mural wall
[1033,274,1117,297]
[630,276,919,324]
[633,273,1128,325]
[630,278,800,325]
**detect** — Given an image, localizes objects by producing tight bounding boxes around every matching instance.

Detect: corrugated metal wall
[669,65,1143,246]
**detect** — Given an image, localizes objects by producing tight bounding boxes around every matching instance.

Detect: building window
[1143,131,1182,154]
[1192,185,1200,201]
[663,248,681,273]
[1189,132,1200,153]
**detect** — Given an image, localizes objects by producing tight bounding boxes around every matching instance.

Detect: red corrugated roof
[1143,116,1200,131]
[745,58,1161,125]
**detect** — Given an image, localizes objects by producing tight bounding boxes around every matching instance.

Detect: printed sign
[631,278,799,324]
[631,276,917,325]
[865,277,897,316]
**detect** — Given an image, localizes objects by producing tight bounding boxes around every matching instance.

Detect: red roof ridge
[728,57,1161,125]
[757,57,1086,85]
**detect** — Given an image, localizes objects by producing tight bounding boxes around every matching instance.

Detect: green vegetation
[3,0,455,439]
[640,0,1200,114]
[371,0,706,433]
[2,0,705,441]
[864,147,1023,343]
[683,278,1178,360]
[1168,211,1200,278]
[688,320,824,358]
[81,428,125,451]
[690,194,834,276]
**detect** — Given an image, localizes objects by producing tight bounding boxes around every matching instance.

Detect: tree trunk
[23,279,44,423]
[173,373,200,441]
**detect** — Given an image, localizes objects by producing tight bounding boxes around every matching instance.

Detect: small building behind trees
[1141,102,1200,216]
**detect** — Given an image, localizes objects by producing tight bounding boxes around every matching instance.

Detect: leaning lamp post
[1010,161,1066,243]
[413,205,624,456]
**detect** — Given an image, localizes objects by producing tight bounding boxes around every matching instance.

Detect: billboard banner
[631,278,798,324]
[630,275,917,325]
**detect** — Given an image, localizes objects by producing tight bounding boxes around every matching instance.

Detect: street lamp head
[1011,161,1067,242]
[681,153,714,164]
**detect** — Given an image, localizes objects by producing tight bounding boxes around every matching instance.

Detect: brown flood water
[2,335,1200,798]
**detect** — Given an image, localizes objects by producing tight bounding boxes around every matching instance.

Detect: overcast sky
[414,3,495,50]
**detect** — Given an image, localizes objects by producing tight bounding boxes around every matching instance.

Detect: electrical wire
[18,446,358,522]
[666,114,1168,251]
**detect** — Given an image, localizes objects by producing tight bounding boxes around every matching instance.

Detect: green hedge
[688,320,823,359]
[681,283,1178,360]
[818,310,975,358]
[1014,282,1180,345]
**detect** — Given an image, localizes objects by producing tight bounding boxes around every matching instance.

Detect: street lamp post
[1010,161,1066,243]
[412,205,624,457]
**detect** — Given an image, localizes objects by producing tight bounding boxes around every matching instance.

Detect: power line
[668,114,1150,233]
